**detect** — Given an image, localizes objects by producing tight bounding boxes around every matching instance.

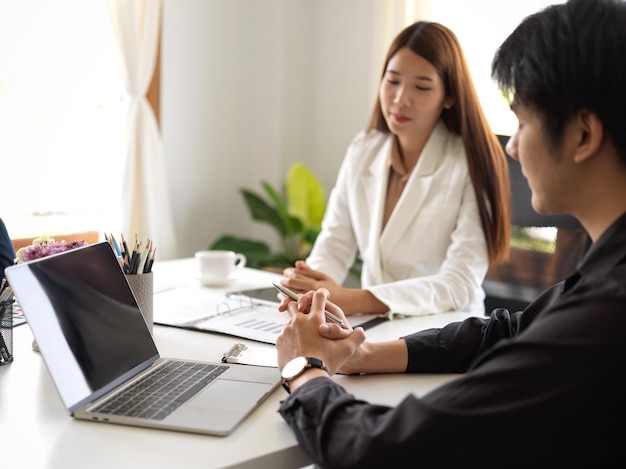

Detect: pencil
[146,247,156,273]
[142,242,154,273]
[120,233,129,259]
[109,233,121,257]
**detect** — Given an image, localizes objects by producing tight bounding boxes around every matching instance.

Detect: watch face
[282,356,308,380]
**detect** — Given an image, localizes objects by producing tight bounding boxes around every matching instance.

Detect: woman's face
[379,47,452,140]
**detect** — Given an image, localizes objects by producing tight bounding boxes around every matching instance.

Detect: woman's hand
[281,261,389,315]
[282,260,340,294]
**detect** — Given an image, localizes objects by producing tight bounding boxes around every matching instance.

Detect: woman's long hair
[368,21,510,264]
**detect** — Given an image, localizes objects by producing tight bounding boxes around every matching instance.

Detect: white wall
[162,0,385,257]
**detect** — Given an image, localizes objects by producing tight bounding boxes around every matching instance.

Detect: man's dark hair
[492,0,626,163]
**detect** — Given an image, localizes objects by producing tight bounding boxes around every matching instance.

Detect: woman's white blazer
[306,121,488,316]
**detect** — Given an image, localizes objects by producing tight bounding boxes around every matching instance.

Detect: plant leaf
[209,234,270,253]
[302,226,320,245]
[260,181,295,235]
[286,163,326,229]
[240,188,287,236]
[208,235,273,269]
[261,181,288,217]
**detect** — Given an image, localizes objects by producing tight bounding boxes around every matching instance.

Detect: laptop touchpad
[188,379,274,412]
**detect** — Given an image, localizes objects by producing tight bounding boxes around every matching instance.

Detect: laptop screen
[7,242,158,409]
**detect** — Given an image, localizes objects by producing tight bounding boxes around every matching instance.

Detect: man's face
[506,105,577,217]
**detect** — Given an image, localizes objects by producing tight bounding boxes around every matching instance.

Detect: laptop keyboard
[93,360,228,420]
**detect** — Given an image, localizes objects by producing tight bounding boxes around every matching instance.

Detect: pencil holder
[1,299,14,365]
[125,272,154,335]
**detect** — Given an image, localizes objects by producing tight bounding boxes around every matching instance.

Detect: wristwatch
[281,356,328,393]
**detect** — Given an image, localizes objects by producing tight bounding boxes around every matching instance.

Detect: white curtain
[107,0,178,260]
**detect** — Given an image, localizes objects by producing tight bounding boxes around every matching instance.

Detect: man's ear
[574,110,603,163]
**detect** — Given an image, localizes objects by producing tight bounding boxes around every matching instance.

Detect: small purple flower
[17,239,88,263]
[21,244,46,262]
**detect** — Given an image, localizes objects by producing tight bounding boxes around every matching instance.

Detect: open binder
[153,286,386,344]
[153,288,287,343]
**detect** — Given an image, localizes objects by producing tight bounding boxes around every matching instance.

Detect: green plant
[209,163,326,270]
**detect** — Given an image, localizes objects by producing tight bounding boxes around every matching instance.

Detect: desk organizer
[126,272,154,335]
[0,299,14,365]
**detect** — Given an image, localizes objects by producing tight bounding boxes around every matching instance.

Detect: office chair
[482,135,590,314]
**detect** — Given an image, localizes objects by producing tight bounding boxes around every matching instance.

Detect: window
[0,0,126,239]
[429,0,566,135]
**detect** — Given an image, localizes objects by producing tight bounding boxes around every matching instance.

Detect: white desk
[1,258,473,469]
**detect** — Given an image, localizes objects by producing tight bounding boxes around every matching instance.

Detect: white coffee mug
[195,250,247,285]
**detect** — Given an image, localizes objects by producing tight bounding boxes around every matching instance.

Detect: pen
[272,283,348,330]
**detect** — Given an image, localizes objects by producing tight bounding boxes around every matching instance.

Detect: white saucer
[196,276,233,287]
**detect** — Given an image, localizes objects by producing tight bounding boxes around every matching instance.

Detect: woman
[280,21,510,317]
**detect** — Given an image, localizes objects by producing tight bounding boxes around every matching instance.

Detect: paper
[154,287,247,325]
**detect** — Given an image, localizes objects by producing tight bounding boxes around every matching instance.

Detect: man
[274,0,626,467]
[0,218,15,275]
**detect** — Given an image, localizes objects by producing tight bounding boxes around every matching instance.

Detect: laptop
[5,241,281,436]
